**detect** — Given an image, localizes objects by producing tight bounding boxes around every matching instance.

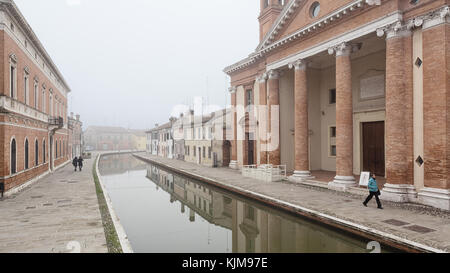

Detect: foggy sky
[14,0,260,130]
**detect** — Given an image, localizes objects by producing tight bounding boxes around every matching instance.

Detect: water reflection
[100,154,395,253]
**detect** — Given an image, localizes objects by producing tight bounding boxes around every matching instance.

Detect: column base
[418,187,450,211]
[328,176,357,191]
[229,160,239,170]
[288,171,315,183]
[380,183,417,203]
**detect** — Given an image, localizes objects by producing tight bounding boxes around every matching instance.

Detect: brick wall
[423,23,449,189]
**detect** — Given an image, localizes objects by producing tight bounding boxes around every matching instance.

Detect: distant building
[0,0,71,195]
[83,126,146,151]
[68,113,83,157]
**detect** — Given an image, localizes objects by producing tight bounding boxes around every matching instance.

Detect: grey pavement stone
[0,158,107,253]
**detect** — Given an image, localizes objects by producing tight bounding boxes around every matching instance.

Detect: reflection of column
[260,211,268,253]
[268,215,281,253]
[328,42,357,190]
[289,60,314,182]
[232,200,238,253]
[229,87,238,169]
[258,74,268,165]
[267,70,281,166]
[378,23,417,202]
[181,204,185,214]
[189,209,195,222]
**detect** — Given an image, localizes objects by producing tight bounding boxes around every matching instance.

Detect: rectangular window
[329,89,336,104]
[246,89,253,106]
[203,147,206,158]
[10,65,16,98]
[34,83,38,109]
[194,146,196,156]
[24,74,29,105]
[330,145,337,157]
[329,126,337,157]
[208,147,211,159]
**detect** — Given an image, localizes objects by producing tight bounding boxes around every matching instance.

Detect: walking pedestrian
[72,157,78,172]
[78,156,84,171]
[363,173,383,209]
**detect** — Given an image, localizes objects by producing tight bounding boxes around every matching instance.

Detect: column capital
[257,73,268,83]
[267,69,281,80]
[288,59,307,71]
[228,86,237,94]
[376,21,412,39]
[328,42,362,57]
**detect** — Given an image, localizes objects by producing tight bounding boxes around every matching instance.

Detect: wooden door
[362,121,385,176]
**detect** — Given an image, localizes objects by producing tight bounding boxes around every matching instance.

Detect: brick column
[267,70,281,166]
[289,60,313,181]
[328,43,357,190]
[229,87,238,169]
[258,74,268,165]
[377,23,417,202]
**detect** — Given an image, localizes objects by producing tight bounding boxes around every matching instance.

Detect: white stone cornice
[376,21,411,39]
[288,59,307,71]
[422,5,449,30]
[257,73,268,83]
[228,87,237,94]
[268,70,281,80]
[328,42,362,57]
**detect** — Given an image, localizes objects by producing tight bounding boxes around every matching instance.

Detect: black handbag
[376,190,381,196]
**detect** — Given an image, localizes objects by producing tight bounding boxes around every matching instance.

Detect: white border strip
[96,152,134,253]
[134,154,447,253]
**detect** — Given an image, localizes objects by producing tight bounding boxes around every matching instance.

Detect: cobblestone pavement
[135,154,450,253]
[0,157,107,253]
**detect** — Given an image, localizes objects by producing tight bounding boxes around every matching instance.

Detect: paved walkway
[0,157,107,253]
[135,154,450,253]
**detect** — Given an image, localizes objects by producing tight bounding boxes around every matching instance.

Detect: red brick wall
[423,24,449,189]
[1,30,68,122]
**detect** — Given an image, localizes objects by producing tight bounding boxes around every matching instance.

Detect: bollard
[0,182,4,198]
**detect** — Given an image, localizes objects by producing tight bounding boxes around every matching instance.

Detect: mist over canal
[98,154,395,253]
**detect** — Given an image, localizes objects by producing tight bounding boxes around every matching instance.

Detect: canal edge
[133,154,446,253]
[95,153,134,253]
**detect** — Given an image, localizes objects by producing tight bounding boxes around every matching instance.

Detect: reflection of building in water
[98,155,146,176]
[146,164,232,229]
[145,163,374,253]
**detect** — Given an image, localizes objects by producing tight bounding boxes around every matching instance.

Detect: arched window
[25,139,29,170]
[55,140,58,158]
[35,139,39,166]
[43,140,46,163]
[60,140,62,158]
[11,138,16,174]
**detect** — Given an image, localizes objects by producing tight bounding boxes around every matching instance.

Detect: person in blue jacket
[363,173,383,209]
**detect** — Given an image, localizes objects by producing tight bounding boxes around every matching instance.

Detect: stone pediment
[257,0,380,51]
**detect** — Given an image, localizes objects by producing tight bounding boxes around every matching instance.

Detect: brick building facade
[225,0,450,210]
[0,0,71,195]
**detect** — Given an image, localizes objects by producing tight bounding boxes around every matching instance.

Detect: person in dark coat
[363,173,383,209]
[78,157,84,171]
[72,157,78,172]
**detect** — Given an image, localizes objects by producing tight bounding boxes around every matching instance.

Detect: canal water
[98,154,396,253]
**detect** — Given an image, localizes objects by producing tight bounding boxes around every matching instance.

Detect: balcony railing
[48,116,64,129]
